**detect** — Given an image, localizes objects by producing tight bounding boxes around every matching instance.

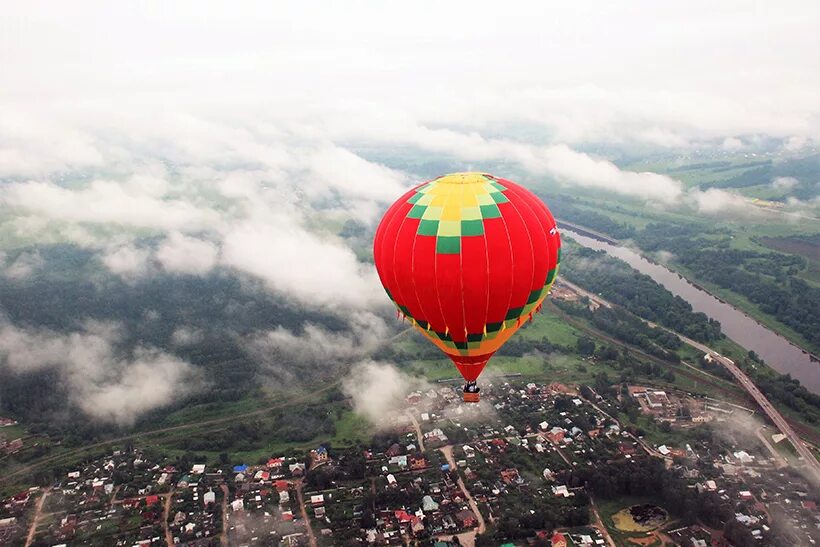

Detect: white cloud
[772,176,800,190]
[221,219,381,310]
[690,188,755,216]
[102,244,152,278]
[170,326,204,347]
[3,250,44,280]
[155,232,219,275]
[342,360,430,426]
[1,179,221,231]
[0,319,204,425]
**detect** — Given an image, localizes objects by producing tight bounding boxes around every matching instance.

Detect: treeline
[635,224,819,349]
[561,245,723,343]
[554,299,681,362]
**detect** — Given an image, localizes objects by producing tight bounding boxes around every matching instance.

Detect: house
[203,491,215,506]
[267,457,285,468]
[311,446,329,465]
[455,509,477,528]
[410,516,425,534]
[409,455,427,470]
[422,495,439,512]
[500,468,521,485]
[310,494,325,506]
[387,474,397,486]
[552,485,574,497]
[190,464,206,475]
[279,490,290,504]
[145,495,159,506]
[389,455,408,468]
[231,499,244,512]
[289,463,305,476]
[552,532,568,547]
[386,443,403,457]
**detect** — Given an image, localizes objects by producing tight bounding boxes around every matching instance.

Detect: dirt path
[219,483,229,546]
[406,411,425,452]
[589,496,617,547]
[162,491,174,547]
[439,446,486,546]
[23,488,48,547]
[294,480,317,547]
[755,426,788,467]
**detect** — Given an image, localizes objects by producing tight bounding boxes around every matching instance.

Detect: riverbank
[562,229,820,395]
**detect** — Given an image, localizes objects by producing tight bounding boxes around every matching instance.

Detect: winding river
[562,229,820,394]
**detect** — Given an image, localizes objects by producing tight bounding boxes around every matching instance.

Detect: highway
[555,279,820,484]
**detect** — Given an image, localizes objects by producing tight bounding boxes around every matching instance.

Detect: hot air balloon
[374,172,561,402]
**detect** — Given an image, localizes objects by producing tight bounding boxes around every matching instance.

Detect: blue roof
[316,446,328,454]
[441,464,450,471]
[233,465,248,472]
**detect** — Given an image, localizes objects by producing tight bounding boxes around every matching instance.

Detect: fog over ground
[0,1,818,423]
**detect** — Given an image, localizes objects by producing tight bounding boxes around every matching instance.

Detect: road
[558,280,820,485]
[161,492,174,547]
[23,488,48,547]
[406,411,426,452]
[219,483,230,546]
[589,496,617,547]
[686,338,820,484]
[439,445,486,547]
[294,479,317,547]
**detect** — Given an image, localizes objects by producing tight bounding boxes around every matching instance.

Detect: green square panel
[436,236,461,254]
[492,192,509,204]
[479,204,501,219]
[505,306,523,320]
[407,193,422,204]
[417,219,439,236]
[546,268,556,284]
[407,204,427,219]
[461,219,484,236]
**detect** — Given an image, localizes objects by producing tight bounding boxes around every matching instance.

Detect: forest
[559,245,723,343]
[635,223,819,349]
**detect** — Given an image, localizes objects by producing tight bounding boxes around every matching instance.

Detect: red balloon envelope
[373,173,561,389]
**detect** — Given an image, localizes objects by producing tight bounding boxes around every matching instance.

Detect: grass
[597,496,667,546]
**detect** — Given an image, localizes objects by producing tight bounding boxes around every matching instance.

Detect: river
[561,229,820,394]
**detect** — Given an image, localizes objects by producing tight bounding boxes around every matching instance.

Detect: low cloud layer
[0,319,205,425]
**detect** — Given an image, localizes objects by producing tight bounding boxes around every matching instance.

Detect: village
[1,379,818,547]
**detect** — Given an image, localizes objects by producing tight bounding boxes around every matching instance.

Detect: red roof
[275,480,289,492]
[394,510,413,523]
[145,495,160,506]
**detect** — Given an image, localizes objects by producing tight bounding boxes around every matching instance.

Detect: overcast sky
[2,1,819,145]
